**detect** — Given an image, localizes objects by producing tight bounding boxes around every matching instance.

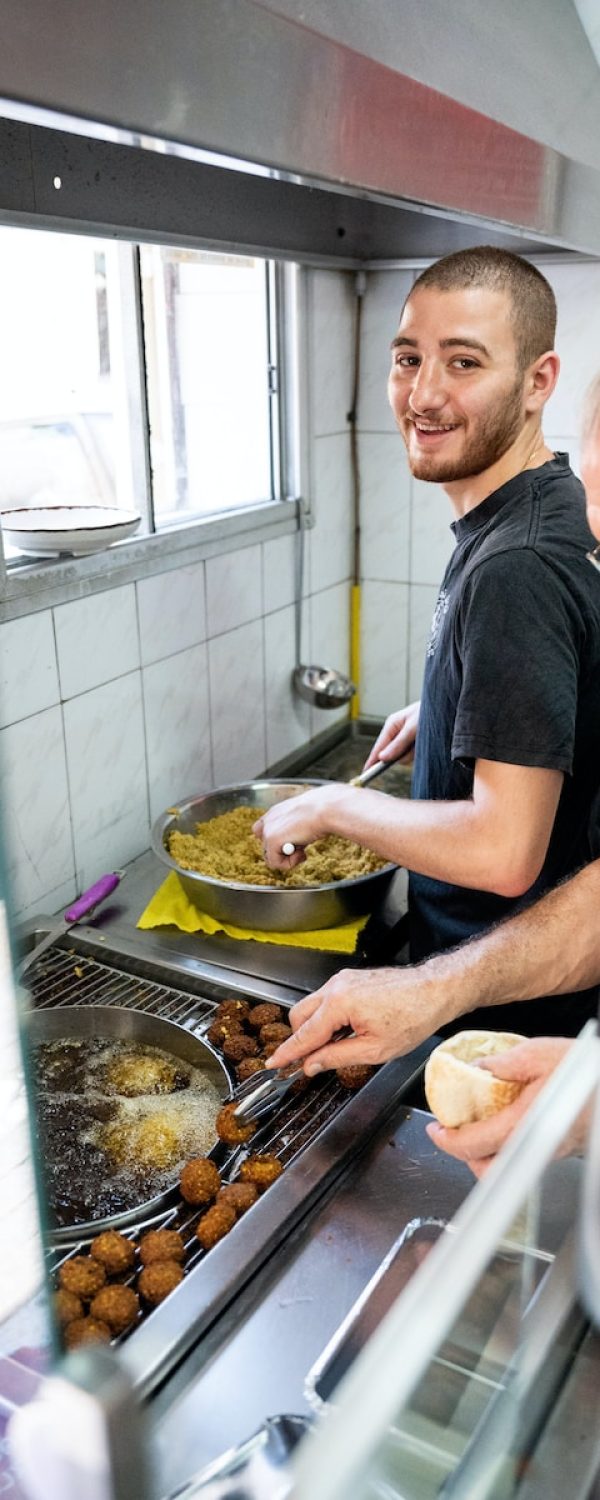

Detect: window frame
[0,247,309,622]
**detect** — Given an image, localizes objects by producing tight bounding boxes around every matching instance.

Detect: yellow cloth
[138,872,367,953]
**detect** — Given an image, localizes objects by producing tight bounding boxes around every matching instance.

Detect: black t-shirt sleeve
[451,549,580,773]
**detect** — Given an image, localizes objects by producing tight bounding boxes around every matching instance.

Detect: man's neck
[444,434,554,520]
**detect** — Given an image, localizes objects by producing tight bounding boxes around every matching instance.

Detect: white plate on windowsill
[1,506,142,556]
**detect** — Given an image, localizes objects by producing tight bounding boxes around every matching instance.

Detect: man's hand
[266,966,456,1074]
[364,702,420,771]
[426,1037,590,1177]
[253,785,347,871]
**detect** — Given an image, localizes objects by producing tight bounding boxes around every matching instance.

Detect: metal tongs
[231,1025,354,1124]
[231,1063,306,1125]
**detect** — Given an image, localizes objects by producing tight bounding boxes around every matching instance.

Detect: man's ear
[524,350,560,413]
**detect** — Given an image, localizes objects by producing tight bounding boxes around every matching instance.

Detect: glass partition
[294,1025,600,1500]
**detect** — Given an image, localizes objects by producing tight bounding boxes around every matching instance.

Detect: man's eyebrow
[389,334,491,356]
[439,337,490,356]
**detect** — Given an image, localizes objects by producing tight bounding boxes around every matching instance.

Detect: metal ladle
[291,501,356,709]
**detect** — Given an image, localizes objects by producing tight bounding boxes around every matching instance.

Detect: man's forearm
[417,859,600,1016]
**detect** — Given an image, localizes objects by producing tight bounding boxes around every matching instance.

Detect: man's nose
[408,360,446,412]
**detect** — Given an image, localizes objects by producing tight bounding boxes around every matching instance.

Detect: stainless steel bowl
[152,780,396,932]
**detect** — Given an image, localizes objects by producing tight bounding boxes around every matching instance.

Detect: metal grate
[29,940,355,1347]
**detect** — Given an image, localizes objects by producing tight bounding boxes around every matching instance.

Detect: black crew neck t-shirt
[409,454,600,1035]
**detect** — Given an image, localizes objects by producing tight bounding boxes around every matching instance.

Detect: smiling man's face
[388,285,528,484]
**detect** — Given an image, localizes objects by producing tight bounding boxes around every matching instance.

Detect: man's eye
[452,358,479,370]
[394,354,420,368]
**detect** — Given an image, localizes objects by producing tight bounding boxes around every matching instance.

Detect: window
[0,227,289,568]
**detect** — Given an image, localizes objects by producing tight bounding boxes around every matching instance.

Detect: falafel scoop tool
[280,758,388,858]
[16,871,124,980]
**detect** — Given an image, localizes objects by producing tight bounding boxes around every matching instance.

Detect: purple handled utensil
[16,871,124,980]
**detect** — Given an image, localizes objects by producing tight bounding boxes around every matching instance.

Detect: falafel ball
[206,1017,244,1048]
[213,999,250,1024]
[90,1230,136,1275]
[239,1154,284,1190]
[59,1256,107,1301]
[246,1002,283,1031]
[216,1102,256,1147]
[196,1201,236,1251]
[53,1289,83,1328]
[179,1157,221,1206]
[336,1064,375,1090]
[63,1316,111,1349]
[139,1228,185,1266]
[236,1057,265,1083]
[90,1284,140,1335]
[138,1261,184,1305]
[217,1182,258,1216]
[221,1033,260,1063]
[259,1023,293,1054]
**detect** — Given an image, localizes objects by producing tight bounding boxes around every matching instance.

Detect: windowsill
[0,498,303,621]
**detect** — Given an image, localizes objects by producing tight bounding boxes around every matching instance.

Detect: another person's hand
[426,1037,590,1177]
[253,785,346,871]
[364,701,420,771]
[266,966,453,1073]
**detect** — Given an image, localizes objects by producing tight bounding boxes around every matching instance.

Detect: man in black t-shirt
[256,247,600,1036]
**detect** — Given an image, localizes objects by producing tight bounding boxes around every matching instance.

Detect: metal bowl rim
[152,780,397,894]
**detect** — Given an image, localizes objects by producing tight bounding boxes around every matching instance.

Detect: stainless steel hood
[1,0,600,260]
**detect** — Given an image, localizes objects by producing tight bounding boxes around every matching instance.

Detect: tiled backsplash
[3,257,599,919]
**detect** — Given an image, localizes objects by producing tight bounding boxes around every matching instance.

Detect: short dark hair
[409,247,556,370]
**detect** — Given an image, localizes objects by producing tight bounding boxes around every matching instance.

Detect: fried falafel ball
[90,1284,140,1335]
[221,1033,260,1063]
[213,999,251,1025]
[236,1057,265,1083]
[103,1113,181,1171]
[138,1261,184,1305]
[90,1229,136,1276]
[59,1256,107,1301]
[54,1289,83,1328]
[206,1017,244,1048]
[196,1201,236,1251]
[246,1002,283,1031]
[259,1022,293,1055]
[179,1157,221,1206]
[63,1316,111,1349]
[239,1154,284,1191]
[139,1228,185,1266]
[336,1064,375,1090]
[216,1102,256,1147]
[217,1182,258,1216]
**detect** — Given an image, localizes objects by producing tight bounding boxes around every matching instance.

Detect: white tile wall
[63,672,149,888]
[1,707,74,913]
[359,434,410,584]
[143,643,213,823]
[137,561,206,666]
[310,582,352,732]
[0,611,59,728]
[309,270,355,438]
[410,479,455,588]
[208,618,267,785]
[360,580,409,717]
[54,585,140,700]
[310,434,353,594]
[205,544,263,637]
[264,604,311,765]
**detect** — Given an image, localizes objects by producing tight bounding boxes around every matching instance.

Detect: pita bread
[424,1029,527,1128]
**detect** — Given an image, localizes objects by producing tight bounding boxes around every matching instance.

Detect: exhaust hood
[1,0,600,261]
